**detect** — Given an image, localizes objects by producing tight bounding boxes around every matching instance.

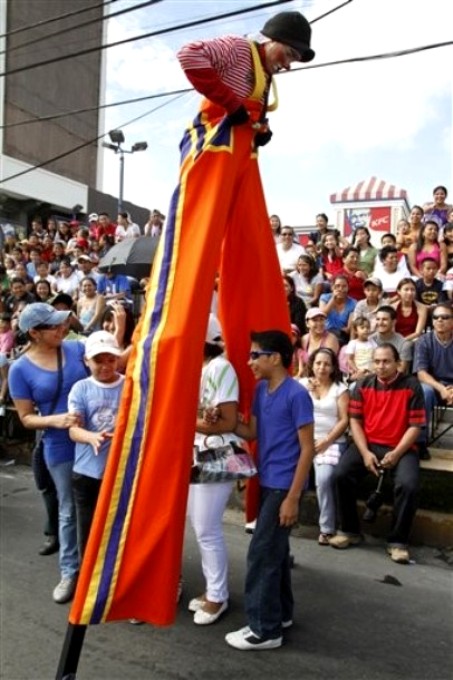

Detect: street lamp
[102,129,148,213]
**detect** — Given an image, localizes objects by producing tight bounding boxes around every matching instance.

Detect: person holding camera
[329,344,425,564]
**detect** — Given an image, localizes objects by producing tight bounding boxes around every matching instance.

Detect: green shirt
[359,247,378,275]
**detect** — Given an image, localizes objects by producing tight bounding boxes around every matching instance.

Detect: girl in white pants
[187,314,242,625]
[187,481,233,607]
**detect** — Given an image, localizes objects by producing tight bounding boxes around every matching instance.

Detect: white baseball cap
[85,331,121,359]
[206,314,223,344]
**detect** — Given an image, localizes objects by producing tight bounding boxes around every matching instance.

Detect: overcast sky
[101,0,453,226]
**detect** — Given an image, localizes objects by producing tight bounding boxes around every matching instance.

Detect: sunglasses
[33,323,62,331]
[432,314,452,321]
[249,350,274,361]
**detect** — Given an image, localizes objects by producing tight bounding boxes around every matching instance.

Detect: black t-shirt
[4,292,36,315]
[415,279,447,306]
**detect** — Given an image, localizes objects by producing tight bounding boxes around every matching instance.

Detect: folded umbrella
[98,236,160,280]
[362,468,386,523]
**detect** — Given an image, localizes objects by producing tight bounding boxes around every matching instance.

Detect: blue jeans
[314,442,348,535]
[418,383,437,444]
[48,460,79,579]
[244,487,293,639]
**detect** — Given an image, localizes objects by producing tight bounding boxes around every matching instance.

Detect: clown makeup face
[264,41,301,74]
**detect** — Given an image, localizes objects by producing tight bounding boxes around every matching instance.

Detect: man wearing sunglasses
[225,330,314,651]
[413,302,453,457]
[276,227,306,273]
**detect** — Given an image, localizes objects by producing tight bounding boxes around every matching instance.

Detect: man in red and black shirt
[330,344,425,564]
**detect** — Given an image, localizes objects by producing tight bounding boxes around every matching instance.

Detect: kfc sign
[344,207,391,238]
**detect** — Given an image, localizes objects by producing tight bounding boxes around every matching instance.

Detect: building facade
[330,176,410,246]
[0,0,148,234]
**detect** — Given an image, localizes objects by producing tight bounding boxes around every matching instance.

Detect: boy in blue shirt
[68,331,125,559]
[226,330,314,650]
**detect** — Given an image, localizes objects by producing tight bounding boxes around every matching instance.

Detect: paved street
[1,464,452,680]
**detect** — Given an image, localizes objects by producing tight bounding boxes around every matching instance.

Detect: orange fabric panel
[70,103,290,627]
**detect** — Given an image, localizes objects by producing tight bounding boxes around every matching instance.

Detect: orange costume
[70,12,315,627]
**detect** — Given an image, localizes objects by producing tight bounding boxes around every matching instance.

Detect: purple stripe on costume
[89,185,181,623]
[195,120,206,157]
[180,113,203,164]
[180,127,192,165]
[210,121,232,148]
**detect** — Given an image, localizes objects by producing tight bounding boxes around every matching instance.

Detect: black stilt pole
[55,623,87,680]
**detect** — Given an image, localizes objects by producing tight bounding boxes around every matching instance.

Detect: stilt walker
[58,11,315,676]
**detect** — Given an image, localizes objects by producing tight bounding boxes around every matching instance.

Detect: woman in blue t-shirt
[319,274,356,346]
[8,303,88,605]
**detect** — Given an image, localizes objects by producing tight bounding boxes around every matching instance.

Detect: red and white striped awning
[330,177,408,203]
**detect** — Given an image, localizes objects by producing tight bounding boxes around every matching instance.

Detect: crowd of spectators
[0,187,452,593]
[1,190,452,445]
[0,208,165,365]
[278,192,452,343]
[274,185,453,463]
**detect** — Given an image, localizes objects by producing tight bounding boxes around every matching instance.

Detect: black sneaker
[39,535,59,556]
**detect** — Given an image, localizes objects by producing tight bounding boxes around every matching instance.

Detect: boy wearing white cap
[67,331,125,559]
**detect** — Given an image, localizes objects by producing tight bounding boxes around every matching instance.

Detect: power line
[0,90,190,129]
[2,36,449,185]
[0,92,189,186]
[2,0,451,195]
[292,39,453,72]
[1,37,451,132]
[3,3,307,62]
[0,0,294,78]
[11,0,448,188]
[310,0,352,23]
[0,0,335,131]
[0,0,163,57]
[1,2,311,72]
[0,0,118,39]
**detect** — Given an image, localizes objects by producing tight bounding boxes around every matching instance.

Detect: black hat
[50,293,74,309]
[261,11,315,63]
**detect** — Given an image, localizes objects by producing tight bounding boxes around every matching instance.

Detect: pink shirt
[0,329,14,354]
[415,243,441,268]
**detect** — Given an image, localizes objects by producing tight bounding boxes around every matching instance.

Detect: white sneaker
[225,626,282,650]
[53,576,77,604]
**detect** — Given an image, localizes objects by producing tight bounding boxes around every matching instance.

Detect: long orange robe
[70,42,290,626]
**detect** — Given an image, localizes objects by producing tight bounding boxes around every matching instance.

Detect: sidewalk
[1,465,452,680]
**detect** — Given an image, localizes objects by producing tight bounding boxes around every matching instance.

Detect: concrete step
[230,485,453,548]
[297,493,453,548]
[421,447,453,473]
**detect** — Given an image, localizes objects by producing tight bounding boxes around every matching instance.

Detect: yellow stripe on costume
[98,174,188,621]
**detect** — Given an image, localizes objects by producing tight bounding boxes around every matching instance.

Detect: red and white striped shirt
[177,35,265,113]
